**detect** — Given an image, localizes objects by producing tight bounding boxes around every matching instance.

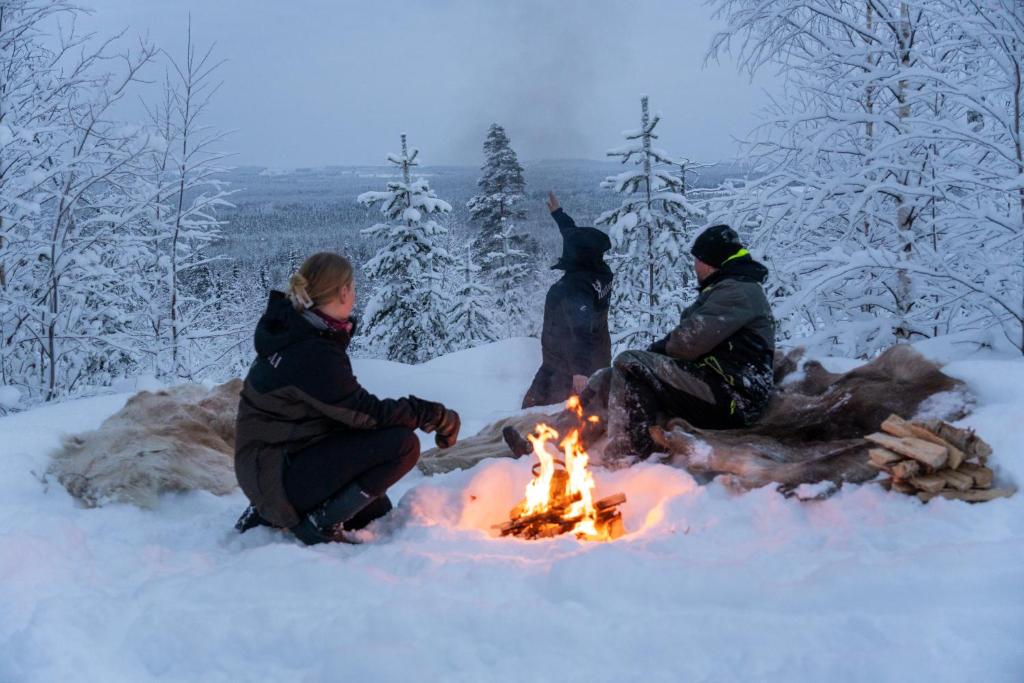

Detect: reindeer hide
[420,346,971,491]
[48,379,243,508]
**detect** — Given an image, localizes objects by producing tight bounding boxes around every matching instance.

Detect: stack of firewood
[866,415,1014,502]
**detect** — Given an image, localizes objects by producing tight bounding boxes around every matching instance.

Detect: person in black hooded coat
[521,192,613,408]
[233,252,461,544]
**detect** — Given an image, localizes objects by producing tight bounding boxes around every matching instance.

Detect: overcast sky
[78,0,775,168]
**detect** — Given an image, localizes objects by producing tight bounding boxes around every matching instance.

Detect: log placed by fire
[596,493,627,510]
[495,511,578,539]
[494,491,628,540]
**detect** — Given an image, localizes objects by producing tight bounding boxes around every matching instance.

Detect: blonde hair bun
[285,252,354,311]
[287,272,315,309]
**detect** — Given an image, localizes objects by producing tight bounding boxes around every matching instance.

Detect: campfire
[494,396,626,541]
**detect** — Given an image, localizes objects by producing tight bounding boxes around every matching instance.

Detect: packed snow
[1,338,1022,682]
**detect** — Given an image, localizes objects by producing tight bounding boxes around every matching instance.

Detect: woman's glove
[408,396,461,448]
[434,409,461,449]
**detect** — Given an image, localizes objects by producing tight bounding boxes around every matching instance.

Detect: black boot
[343,494,393,531]
[234,504,271,534]
[502,426,533,458]
[290,482,375,545]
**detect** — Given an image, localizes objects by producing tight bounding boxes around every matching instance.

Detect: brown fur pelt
[652,345,968,490]
[757,345,967,443]
[48,379,243,508]
[420,346,970,492]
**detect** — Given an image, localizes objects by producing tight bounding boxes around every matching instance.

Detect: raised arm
[548,191,577,235]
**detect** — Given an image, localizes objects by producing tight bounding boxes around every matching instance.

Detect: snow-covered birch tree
[358,134,455,363]
[707,0,1024,355]
[134,21,233,381]
[0,1,158,402]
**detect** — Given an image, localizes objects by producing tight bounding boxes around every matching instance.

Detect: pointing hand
[547,191,560,213]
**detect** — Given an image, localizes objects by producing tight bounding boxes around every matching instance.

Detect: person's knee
[613,350,649,375]
[394,427,420,469]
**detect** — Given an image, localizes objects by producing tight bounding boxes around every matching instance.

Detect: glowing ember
[495,396,626,541]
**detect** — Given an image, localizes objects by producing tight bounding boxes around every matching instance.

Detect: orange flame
[518,395,609,540]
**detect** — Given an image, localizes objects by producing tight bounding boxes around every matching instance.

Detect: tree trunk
[1013,45,1024,352]
[894,1,914,339]
[640,96,655,333]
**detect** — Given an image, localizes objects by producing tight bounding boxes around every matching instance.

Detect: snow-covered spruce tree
[597,95,703,349]
[358,134,455,363]
[707,0,1024,355]
[448,242,498,349]
[134,21,233,382]
[467,124,527,271]
[0,1,158,403]
[483,219,536,338]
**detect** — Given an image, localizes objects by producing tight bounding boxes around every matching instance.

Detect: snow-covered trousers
[282,426,418,528]
[579,350,742,460]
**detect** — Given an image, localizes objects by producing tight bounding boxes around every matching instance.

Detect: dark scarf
[312,309,354,335]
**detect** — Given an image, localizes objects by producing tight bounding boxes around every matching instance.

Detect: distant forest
[211,160,746,298]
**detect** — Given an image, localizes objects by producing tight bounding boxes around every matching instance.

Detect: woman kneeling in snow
[233,252,460,544]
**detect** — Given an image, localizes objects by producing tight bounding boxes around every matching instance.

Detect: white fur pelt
[48,379,243,508]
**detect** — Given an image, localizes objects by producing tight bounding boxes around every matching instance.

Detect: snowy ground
[1,339,1022,682]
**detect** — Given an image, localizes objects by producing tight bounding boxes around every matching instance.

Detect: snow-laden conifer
[484,220,536,338]
[598,96,703,349]
[467,124,527,271]
[448,242,499,349]
[358,134,455,363]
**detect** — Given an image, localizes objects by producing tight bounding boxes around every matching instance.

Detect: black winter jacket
[540,209,613,378]
[235,291,436,527]
[651,256,775,421]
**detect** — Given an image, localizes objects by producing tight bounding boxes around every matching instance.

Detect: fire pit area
[493,397,627,541]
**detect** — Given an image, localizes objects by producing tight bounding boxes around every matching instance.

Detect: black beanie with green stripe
[691,224,744,268]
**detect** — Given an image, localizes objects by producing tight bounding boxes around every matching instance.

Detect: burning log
[494,396,627,541]
[495,492,627,540]
[870,414,1013,504]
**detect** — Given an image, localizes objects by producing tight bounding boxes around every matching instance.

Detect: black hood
[253,290,355,356]
[698,255,769,290]
[552,226,612,274]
